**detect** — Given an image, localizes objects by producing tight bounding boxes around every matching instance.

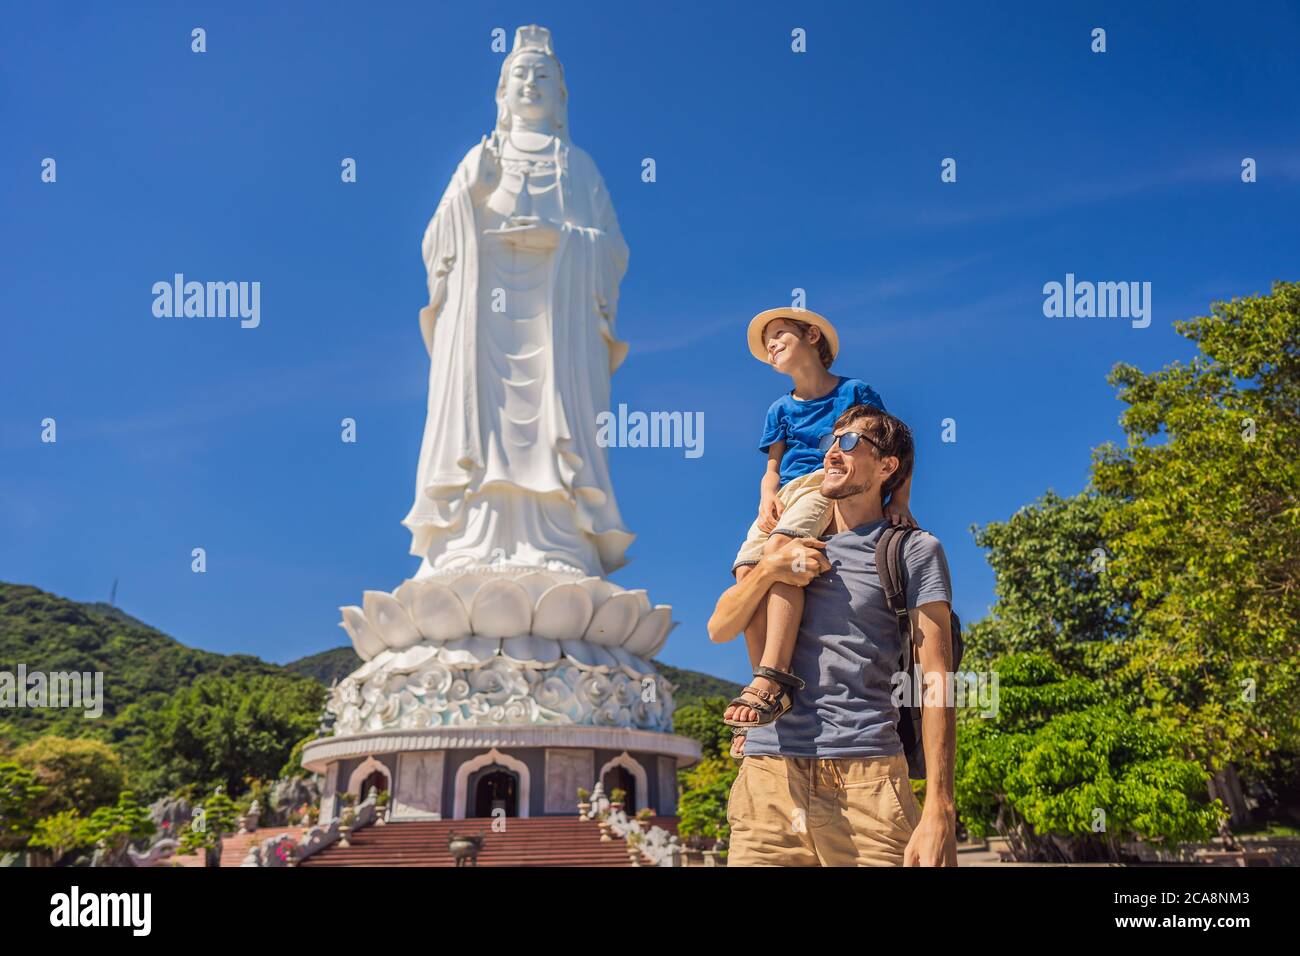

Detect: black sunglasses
[817,430,883,455]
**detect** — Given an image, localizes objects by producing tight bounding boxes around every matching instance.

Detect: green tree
[0,762,47,852]
[29,809,90,864]
[1092,281,1300,800]
[136,673,325,797]
[964,491,1136,667]
[956,654,1222,862]
[673,696,738,845]
[81,790,155,866]
[178,786,239,867]
[12,736,126,818]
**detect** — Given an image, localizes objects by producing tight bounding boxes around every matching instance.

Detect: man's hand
[904,802,957,866]
[757,536,830,587]
[756,493,784,534]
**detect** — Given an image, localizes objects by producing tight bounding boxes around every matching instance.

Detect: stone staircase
[299,816,679,867]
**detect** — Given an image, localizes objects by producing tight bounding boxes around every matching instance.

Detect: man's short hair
[830,405,915,500]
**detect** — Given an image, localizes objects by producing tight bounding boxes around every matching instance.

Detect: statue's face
[504,51,559,124]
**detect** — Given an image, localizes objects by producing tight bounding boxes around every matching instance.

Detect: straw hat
[746,307,839,364]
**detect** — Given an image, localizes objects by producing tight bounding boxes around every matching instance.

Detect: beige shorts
[732,469,833,571]
[726,753,921,867]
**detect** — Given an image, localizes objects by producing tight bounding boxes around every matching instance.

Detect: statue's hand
[467,134,500,204]
[483,215,562,251]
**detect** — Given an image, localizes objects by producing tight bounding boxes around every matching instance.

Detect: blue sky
[3,1,1298,685]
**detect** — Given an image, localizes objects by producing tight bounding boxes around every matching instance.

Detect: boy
[719,308,914,755]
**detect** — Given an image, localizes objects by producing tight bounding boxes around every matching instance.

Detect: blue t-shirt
[760,376,886,486]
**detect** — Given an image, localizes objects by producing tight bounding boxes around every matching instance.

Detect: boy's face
[763,318,816,371]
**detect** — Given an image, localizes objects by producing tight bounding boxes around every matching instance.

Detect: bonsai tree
[82,791,156,867]
[177,786,238,867]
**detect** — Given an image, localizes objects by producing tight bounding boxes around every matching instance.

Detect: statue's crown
[513,24,554,56]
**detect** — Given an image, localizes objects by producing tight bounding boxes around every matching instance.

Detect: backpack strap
[876,524,915,657]
[877,525,926,780]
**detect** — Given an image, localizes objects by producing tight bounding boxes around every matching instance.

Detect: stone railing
[581,782,682,867]
[244,788,380,867]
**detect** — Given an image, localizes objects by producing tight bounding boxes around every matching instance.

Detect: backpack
[874,524,963,780]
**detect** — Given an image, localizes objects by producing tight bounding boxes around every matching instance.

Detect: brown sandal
[722,666,806,729]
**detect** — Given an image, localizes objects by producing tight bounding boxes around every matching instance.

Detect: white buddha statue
[404,25,634,579]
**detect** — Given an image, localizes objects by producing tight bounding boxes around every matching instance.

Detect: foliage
[11,736,125,819]
[178,787,239,862]
[956,653,1222,861]
[965,491,1136,666]
[677,756,737,844]
[1092,281,1300,775]
[0,761,47,851]
[29,809,90,863]
[81,790,155,862]
[133,672,325,798]
[673,696,739,842]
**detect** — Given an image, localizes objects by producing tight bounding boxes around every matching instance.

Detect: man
[707,406,958,866]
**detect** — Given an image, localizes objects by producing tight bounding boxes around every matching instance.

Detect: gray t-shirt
[743,518,953,759]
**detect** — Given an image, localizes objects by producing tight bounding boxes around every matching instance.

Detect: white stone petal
[363,590,422,650]
[577,576,617,608]
[395,578,470,642]
[447,573,484,609]
[608,646,655,677]
[584,591,643,646]
[644,614,677,658]
[500,635,562,666]
[440,636,501,666]
[531,582,594,641]
[623,589,651,616]
[387,644,442,673]
[513,571,557,606]
[341,606,386,661]
[469,579,532,638]
[559,639,618,670]
[622,606,674,656]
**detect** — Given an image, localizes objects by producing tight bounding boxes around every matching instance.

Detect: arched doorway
[602,766,636,811]
[358,769,388,801]
[471,766,519,818]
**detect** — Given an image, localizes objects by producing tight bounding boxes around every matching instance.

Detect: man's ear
[806,325,822,346]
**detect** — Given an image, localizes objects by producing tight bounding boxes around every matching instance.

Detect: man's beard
[822,476,875,501]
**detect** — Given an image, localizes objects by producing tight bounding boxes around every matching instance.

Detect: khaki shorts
[726,753,921,866]
[732,469,833,571]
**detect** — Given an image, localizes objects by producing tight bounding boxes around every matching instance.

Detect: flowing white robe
[403,137,633,577]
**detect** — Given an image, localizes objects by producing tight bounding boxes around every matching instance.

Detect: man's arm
[903,600,958,866]
[706,537,829,643]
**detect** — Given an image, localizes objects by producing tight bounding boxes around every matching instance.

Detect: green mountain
[0,582,285,746]
[1,581,740,744]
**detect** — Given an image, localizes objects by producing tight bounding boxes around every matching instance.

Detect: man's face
[819,421,894,501]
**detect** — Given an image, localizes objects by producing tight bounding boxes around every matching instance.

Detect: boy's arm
[885,472,916,526]
[757,441,785,530]
[903,601,957,866]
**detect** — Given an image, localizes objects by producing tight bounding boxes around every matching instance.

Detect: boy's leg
[723,564,768,723]
[729,532,801,724]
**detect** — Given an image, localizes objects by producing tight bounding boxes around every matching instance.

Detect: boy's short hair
[784,319,834,369]
[831,405,914,500]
